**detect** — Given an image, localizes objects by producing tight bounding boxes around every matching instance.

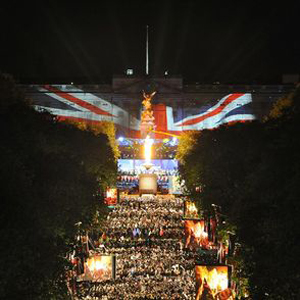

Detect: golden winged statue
[141,91,156,121]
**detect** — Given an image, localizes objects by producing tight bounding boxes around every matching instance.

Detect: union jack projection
[30,85,255,139]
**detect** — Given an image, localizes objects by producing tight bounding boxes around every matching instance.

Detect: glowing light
[118,136,124,142]
[210,268,228,291]
[95,260,105,271]
[86,255,111,273]
[193,221,204,238]
[196,266,229,297]
[185,220,210,249]
[187,201,198,216]
[144,135,153,165]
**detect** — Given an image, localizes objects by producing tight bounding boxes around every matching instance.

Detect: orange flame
[144,135,153,164]
[196,266,229,297]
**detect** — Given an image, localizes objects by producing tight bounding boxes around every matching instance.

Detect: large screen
[195,265,234,299]
[82,255,116,282]
[183,200,201,219]
[184,219,210,250]
[118,159,178,173]
[104,188,119,206]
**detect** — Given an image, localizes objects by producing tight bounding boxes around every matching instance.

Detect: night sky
[1,0,299,84]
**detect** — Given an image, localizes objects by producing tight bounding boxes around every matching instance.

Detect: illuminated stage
[117,92,182,195]
[117,159,181,194]
[118,159,178,173]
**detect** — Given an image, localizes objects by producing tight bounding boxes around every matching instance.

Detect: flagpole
[146,25,149,76]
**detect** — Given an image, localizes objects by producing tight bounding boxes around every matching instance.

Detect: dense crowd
[80,195,197,299]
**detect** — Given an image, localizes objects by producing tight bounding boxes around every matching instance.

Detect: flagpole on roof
[146,25,149,76]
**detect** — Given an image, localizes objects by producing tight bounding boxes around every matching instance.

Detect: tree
[0,73,117,299]
[178,86,300,299]
[62,119,120,162]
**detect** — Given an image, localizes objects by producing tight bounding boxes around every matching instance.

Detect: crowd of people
[101,196,183,243]
[79,195,197,299]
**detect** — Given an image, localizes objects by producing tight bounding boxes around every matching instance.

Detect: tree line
[177,86,300,299]
[0,73,117,299]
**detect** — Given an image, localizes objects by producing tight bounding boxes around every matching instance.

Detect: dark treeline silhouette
[179,86,300,299]
[0,73,117,299]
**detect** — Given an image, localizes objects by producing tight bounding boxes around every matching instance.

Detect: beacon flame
[144,135,153,165]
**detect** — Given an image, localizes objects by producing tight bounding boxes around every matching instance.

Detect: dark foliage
[179,87,300,299]
[0,74,117,299]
